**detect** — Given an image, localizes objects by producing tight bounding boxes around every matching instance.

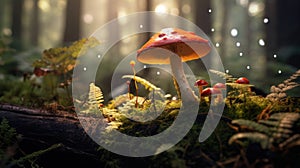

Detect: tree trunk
[63,0,82,43]
[31,0,40,46]
[11,0,24,49]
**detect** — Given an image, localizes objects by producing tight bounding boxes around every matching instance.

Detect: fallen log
[0,104,103,167]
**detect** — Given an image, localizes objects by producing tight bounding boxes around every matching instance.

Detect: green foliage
[91,69,300,167]
[0,118,18,155]
[0,34,13,58]
[0,118,63,167]
[229,112,300,150]
[29,38,100,109]
[209,69,237,83]
[88,83,104,109]
[32,37,99,75]
[80,82,104,114]
[0,79,44,107]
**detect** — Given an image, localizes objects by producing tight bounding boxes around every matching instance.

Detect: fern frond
[88,83,104,109]
[279,134,300,149]
[229,132,270,149]
[226,83,254,89]
[258,120,293,129]
[230,112,300,150]
[122,75,161,91]
[209,69,237,83]
[266,69,300,101]
[232,119,272,136]
[268,112,300,125]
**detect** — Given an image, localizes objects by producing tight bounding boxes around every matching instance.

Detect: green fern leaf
[88,83,104,109]
[232,119,272,136]
[230,112,300,150]
[229,132,270,149]
[209,69,236,83]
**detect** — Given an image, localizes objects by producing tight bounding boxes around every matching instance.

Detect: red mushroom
[213,83,226,102]
[201,87,222,104]
[137,28,211,103]
[33,67,54,77]
[235,77,252,94]
[195,79,208,96]
[201,88,213,97]
[201,87,222,96]
[235,77,250,84]
[213,83,226,89]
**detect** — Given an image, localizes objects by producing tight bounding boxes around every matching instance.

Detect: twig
[215,155,240,168]
[240,149,251,168]
[6,143,63,168]
[200,150,217,167]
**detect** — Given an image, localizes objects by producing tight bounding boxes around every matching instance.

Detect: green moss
[0,118,18,155]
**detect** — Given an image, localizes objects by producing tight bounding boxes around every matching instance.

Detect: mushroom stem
[173,76,181,99]
[169,55,198,103]
[198,86,203,96]
[126,80,132,100]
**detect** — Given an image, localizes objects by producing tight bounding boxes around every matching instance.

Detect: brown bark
[0,104,100,165]
[63,0,82,43]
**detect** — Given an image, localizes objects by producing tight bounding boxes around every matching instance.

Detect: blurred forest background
[0,0,299,95]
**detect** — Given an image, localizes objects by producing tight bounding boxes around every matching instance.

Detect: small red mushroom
[213,83,226,102]
[201,87,222,103]
[33,67,54,77]
[213,83,226,89]
[195,79,208,96]
[201,88,213,97]
[201,87,222,96]
[235,77,250,84]
[235,77,252,94]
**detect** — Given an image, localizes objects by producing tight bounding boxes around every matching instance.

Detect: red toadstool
[201,87,222,96]
[235,77,250,84]
[195,79,209,96]
[137,28,211,103]
[201,87,222,104]
[213,83,226,102]
[213,83,226,90]
[33,67,54,77]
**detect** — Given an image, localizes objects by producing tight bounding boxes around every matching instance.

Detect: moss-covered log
[0,104,103,167]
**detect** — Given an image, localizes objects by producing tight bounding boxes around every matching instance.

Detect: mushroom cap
[236,77,250,84]
[33,67,53,77]
[213,83,226,89]
[201,88,222,96]
[195,79,209,86]
[137,28,211,64]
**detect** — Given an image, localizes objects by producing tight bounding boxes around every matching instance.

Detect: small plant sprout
[194,79,208,96]
[130,60,139,107]
[137,28,211,104]
[126,80,132,100]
